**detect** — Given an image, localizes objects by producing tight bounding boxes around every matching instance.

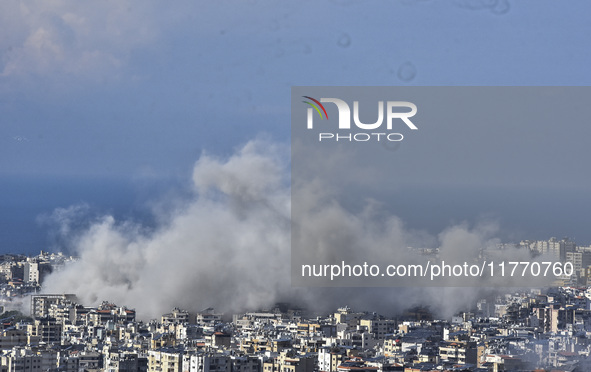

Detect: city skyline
[2,2,591,370]
[1,284,590,371]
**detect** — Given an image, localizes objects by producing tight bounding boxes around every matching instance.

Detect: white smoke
[42,140,291,317]
[42,139,542,320]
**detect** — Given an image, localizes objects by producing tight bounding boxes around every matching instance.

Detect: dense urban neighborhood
[2,238,591,371]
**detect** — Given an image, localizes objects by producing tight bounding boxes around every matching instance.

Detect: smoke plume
[42,139,541,320]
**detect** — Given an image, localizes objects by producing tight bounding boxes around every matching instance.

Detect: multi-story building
[162,308,190,325]
[22,262,38,285]
[0,329,28,350]
[148,349,183,372]
[358,319,395,340]
[104,350,142,372]
[263,351,315,372]
[30,294,77,319]
[0,347,58,372]
[438,340,477,365]
[184,352,230,372]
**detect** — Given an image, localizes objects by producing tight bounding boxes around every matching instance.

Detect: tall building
[531,237,572,261]
[23,262,39,284]
[148,349,183,372]
[566,252,583,284]
[30,294,77,319]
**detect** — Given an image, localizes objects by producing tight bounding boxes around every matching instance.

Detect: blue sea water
[0,176,164,255]
[1,175,591,255]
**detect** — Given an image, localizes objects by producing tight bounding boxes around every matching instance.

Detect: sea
[1,175,591,255]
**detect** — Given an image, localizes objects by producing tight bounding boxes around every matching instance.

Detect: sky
[2,0,591,254]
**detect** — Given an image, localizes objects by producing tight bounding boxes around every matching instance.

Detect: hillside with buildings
[2,239,591,371]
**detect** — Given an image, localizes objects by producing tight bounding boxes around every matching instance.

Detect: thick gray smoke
[42,139,539,320]
[43,140,291,317]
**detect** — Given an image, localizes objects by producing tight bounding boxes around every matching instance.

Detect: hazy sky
[2,0,591,179]
[2,1,591,253]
